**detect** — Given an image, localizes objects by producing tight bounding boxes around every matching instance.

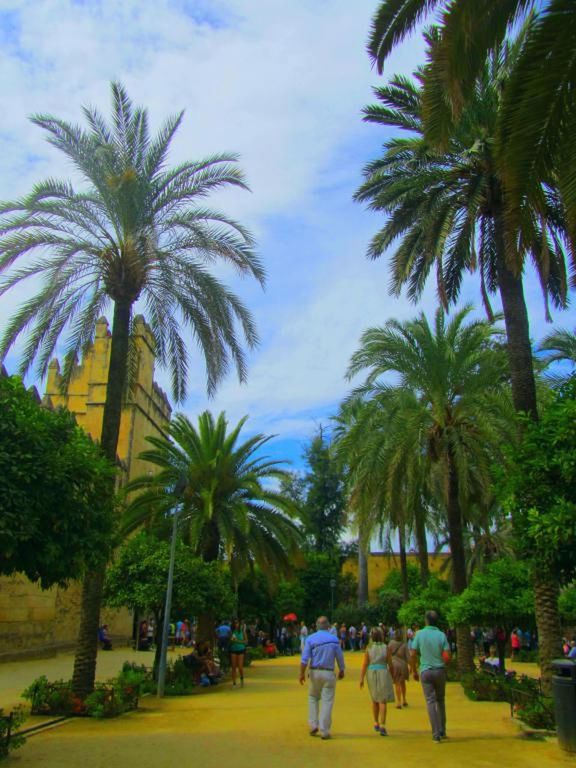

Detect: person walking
[411,611,451,743]
[359,627,394,735]
[388,627,410,708]
[300,615,345,740]
[230,619,248,687]
[300,621,309,653]
[339,624,347,651]
[215,620,232,673]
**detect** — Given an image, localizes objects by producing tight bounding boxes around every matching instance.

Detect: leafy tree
[0,84,261,696]
[448,559,534,672]
[297,552,353,621]
[398,577,453,629]
[381,565,422,599]
[0,374,115,588]
[367,1,576,242]
[279,472,307,506]
[559,587,576,625]
[104,532,234,671]
[273,581,306,621]
[124,412,303,583]
[237,570,276,624]
[346,307,514,671]
[501,378,576,689]
[301,431,346,553]
[356,35,569,420]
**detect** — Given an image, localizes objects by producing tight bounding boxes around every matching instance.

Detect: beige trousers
[308,670,337,735]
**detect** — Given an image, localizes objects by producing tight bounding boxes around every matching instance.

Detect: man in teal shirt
[411,610,451,742]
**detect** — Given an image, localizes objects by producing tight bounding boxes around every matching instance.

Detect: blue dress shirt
[301,630,345,671]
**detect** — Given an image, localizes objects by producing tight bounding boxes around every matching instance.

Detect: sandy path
[5,653,572,768]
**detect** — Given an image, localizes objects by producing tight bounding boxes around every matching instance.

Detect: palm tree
[355,37,569,419]
[0,84,263,696]
[334,396,431,595]
[367,1,576,239]
[361,29,570,685]
[123,411,303,589]
[539,328,576,368]
[346,307,515,672]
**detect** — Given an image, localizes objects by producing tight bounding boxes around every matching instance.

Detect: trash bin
[552,659,576,752]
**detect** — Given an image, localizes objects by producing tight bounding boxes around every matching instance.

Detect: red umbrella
[283,613,297,622]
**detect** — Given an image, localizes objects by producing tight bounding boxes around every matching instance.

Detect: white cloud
[1,0,574,452]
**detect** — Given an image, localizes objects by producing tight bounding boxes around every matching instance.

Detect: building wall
[343,552,449,599]
[0,316,171,657]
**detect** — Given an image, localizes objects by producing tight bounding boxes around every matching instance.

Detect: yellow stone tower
[0,315,171,658]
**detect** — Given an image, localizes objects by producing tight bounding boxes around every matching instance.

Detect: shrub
[22,677,80,716]
[164,658,195,696]
[246,646,264,663]
[460,669,554,729]
[514,697,555,731]
[515,649,539,663]
[0,708,26,760]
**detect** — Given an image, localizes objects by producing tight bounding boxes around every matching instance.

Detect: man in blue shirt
[411,610,451,743]
[300,616,345,740]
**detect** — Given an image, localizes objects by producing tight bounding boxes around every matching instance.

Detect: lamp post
[329,578,336,619]
[157,475,187,698]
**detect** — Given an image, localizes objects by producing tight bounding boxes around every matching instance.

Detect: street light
[329,578,336,619]
[157,475,187,698]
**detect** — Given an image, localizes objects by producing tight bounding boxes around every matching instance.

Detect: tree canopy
[447,559,534,629]
[0,374,115,588]
[502,378,576,584]
[104,532,234,623]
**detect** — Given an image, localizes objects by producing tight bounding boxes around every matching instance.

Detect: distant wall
[342,552,449,599]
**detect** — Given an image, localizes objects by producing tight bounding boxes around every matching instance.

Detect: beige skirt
[366,668,395,703]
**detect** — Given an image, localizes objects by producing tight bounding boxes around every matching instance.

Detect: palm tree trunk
[493,211,564,684]
[398,527,409,601]
[414,505,430,586]
[494,211,539,419]
[70,566,106,698]
[72,300,132,698]
[358,545,369,606]
[446,450,474,673]
[533,574,563,695]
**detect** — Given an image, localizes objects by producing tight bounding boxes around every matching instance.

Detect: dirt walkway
[5,654,573,767]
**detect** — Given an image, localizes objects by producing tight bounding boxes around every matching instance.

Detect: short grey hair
[316,616,330,630]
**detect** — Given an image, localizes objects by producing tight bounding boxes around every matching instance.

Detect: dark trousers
[420,668,447,738]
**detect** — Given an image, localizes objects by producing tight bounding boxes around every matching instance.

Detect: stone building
[0,316,171,659]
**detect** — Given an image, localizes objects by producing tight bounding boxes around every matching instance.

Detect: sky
[0,0,574,473]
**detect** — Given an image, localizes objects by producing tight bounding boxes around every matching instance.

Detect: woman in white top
[359,627,395,735]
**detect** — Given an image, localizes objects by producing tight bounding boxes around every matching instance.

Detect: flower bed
[22,665,150,718]
[460,669,555,731]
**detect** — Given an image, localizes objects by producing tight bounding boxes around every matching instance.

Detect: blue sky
[0,0,574,474]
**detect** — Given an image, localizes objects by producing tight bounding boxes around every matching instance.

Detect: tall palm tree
[368,1,576,239]
[0,84,263,696]
[334,397,431,594]
[123,412,303,587]
[363,25,570,685]
[355,36,569,419]
[346,307,514,672]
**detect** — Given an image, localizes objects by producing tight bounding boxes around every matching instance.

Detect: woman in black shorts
[230,619,248,687]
